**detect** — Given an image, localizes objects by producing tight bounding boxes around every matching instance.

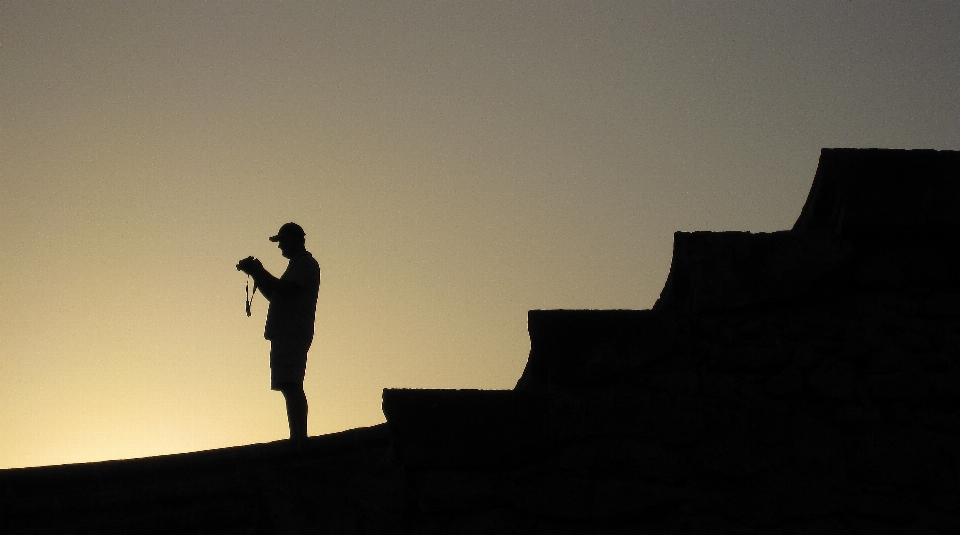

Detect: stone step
[382,388,706,470]
[793,148,960,238]
[515,309,680,391]
[382,389,558,469]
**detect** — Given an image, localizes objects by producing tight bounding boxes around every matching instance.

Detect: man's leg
[278,382,308,442]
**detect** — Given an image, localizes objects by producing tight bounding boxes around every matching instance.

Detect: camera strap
[245,276,258,317]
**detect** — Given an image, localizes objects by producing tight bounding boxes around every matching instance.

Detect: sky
[2,1,958,469]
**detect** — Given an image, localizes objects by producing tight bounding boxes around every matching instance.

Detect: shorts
[269,337,312,390]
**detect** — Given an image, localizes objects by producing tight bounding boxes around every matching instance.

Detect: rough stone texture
[3,148,959,534]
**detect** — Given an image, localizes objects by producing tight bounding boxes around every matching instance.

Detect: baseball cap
[269,222,306,242]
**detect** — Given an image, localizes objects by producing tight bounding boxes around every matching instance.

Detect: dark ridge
[3,148,959,534]
[1,425,399,534]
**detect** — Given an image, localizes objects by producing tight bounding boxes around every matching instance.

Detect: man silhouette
[237,223,320,448]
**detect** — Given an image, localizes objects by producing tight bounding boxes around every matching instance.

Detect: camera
[236,256,255,272]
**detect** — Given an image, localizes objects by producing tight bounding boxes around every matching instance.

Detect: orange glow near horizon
[2,2,960,469]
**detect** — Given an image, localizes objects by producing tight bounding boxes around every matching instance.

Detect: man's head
[270,222,306,258]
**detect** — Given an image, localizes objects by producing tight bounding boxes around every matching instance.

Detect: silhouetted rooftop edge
[793,148,960,238]
[0,423,390,483]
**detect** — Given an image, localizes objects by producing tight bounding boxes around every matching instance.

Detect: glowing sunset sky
[2,2,958,469]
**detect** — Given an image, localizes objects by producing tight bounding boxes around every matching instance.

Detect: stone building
[3,148,959,534]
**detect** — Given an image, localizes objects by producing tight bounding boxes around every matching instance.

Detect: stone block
[648,513,731,535]
[699,435,771,479]
[766,366,805,397]
[864,346,912,375]
[923,292,960,318]
[867,369,930,403]
[794,344,825,370]
[919,509,960,532]
[720,472,848,528]
[654,230,853,314]
[931,369,960,408]
[560,438,684,484]
[917,411,960,436]
[711,345,791,373]
[382,389,559,469]
[647,370,700,395]
[810,359,860,400]
[784,412,847,482]
[701,374,751,400]
[849,427,940,490]
[852,492,919,525]
[834,403,883,435]
[853,254,906,288]
[505,472,592,520]
[418,509,518,535]
[564,391,704,445]
[591,479,683,520]
[515,309,678,391]
[739,397,791,445]
[411,471,496,514]
[930,493,960,513]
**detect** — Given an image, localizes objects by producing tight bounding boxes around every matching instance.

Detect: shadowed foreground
[0,425,402,534]
[3,149,960,534]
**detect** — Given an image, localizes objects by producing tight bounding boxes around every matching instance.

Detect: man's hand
[236,256,264,275]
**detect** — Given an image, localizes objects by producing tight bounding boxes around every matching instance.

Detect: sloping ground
[3,148,959,534]
[0,425,404,534]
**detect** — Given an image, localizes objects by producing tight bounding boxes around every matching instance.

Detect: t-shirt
[264,251,320,341]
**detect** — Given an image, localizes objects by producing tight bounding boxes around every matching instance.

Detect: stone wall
[385,282,960,534]
[384,148,960,533]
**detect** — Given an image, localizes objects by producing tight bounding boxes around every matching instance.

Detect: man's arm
[238,258,301,300]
